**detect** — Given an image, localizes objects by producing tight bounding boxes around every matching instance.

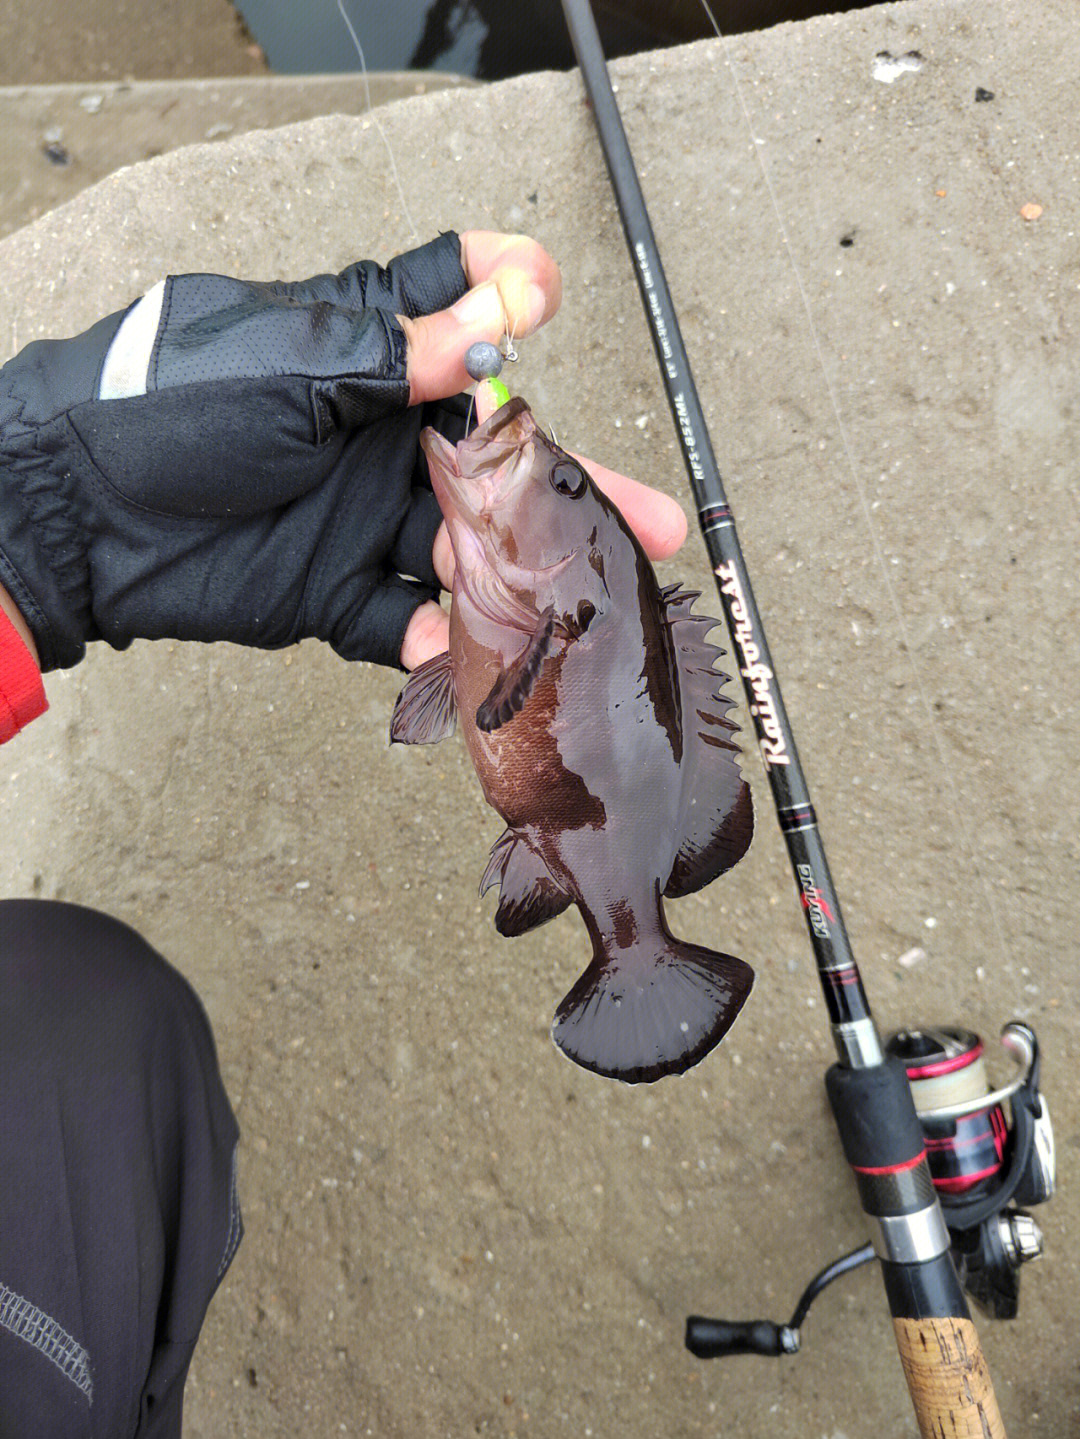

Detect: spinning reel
[687,1020,1054,1358]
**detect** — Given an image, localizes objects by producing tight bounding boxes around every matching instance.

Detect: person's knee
[0,898,214,1075]
[0,897,166,984]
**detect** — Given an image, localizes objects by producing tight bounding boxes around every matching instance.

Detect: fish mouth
[420,397,576,634]
[421,395,537,517]
[470,394,534,447]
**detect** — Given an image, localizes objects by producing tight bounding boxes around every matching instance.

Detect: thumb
[401,277,549,405]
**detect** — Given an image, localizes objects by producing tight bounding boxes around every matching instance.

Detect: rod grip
[893,1316,1006,1437]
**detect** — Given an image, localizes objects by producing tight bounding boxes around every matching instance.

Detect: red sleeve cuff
[0,605,48,743]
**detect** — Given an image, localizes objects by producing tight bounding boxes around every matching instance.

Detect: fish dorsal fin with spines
[480,827,572,936]
[660,584,754,898]
[390,650,457,745]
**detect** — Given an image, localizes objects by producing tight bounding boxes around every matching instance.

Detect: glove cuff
[0,418,97,672]
[0,307,127,671]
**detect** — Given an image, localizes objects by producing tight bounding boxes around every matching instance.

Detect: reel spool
[887,1026,1009,1197]
[886,1022,1055,1318]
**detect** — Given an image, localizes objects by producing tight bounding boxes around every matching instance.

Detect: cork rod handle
[894,1316,1006,1438]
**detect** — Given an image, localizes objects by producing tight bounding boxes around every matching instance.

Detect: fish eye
[550,460,588,498]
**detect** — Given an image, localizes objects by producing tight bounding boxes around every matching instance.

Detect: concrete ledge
[0,2,1074,1434]
[0,72,477,238]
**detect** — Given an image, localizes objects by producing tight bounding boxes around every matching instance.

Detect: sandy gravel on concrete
[0,0,265,83]
[1,2,1076,1435]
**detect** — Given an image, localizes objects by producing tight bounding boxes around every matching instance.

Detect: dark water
[234,0,887,80]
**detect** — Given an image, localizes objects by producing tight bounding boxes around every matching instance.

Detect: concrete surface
[0,73,477,240]
[0,0,266,83]
[1,0,1077,1434]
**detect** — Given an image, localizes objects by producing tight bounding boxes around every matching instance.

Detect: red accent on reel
[906,1041,985,1082]
[888,1027,1011,1199]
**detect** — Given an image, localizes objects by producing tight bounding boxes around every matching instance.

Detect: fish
[391,397,754,1083]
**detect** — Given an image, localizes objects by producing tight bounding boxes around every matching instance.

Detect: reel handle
[685,1316,796,1358]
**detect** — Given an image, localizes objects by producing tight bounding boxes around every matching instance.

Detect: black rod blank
[559,0,875,1053]
[556,17,996,1434]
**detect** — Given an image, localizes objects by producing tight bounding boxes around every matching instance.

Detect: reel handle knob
[685,1316,799,1358]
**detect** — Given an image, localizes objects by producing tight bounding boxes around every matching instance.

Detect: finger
[571,450,688,560]
[403,234,562,405]
[432,520,455,590]
[285,232,468,318]
[458,231,562,331]
[400,599,450,671]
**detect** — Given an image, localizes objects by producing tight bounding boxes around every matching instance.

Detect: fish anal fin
[480,827,571,937]
[662,585,754,897]
[476,607,556,734]
[390,650,457,745]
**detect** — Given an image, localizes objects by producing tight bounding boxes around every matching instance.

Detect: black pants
[0,900,243,1439]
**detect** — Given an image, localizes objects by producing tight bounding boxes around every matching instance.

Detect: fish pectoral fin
[661,585,755,897]
[390,650,457,745]
[475,606,557,734]
[480,828,571,937]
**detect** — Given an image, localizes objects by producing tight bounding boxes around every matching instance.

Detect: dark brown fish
[391,397,754,1083]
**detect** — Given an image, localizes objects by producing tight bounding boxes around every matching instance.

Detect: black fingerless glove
[0,231,469,672]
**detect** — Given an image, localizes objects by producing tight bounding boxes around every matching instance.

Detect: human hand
[0,230,561,673]
[400,380,688,668]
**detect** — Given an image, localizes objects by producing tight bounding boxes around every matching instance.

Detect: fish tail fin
[551,937,754,1084]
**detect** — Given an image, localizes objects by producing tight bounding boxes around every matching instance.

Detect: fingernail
[498,275,548,336]
[451,280,503,333]
[524,282,547,332]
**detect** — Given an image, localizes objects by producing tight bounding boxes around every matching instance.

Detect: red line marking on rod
[852,1150,927,1177]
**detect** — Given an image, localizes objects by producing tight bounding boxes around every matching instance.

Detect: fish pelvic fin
[551,934,753,1084]
[480,828,571,937]
[390,650,457,745]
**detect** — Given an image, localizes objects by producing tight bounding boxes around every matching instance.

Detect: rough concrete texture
[0,0,265,83]
[0,73,476,240]
[0,0,1076,1433]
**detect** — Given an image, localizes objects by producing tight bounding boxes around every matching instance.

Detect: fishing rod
[557,2,1053,1434]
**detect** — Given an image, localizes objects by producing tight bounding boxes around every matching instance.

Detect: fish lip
[469,394,532,445]
[456,396,537,491]
[421,397,537,516]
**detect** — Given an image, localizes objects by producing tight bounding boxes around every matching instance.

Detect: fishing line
[696,0,1013,975]
[334,0,421,242]
[335,4,530,387]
